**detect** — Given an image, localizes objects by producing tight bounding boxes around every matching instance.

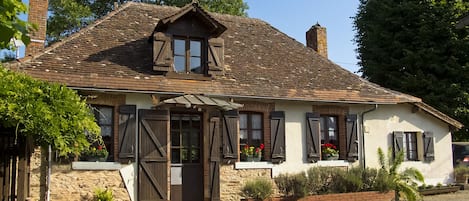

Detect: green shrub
[290,172,308,198]
[240,178,273,200]
[454,165,469,183]
[360,167,379,191]
[274,173,292,196]
[274,172,309,198]
[373,168,394,192]
[331,169,363,193]
[94,188,113,201]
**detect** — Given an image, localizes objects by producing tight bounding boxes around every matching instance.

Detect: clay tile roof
[10,1,422,106]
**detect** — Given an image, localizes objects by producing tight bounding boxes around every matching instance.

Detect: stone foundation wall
[220,164,274,201]
[29,149,130,201]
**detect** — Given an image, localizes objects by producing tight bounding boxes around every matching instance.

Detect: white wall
[363,104,453,185]
[125,93,154,109]
[271,101,350,177]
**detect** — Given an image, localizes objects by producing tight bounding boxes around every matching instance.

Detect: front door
[170,113,203,201]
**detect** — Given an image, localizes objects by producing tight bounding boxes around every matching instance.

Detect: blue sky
[9,0,361,74]
[245,0,360,74]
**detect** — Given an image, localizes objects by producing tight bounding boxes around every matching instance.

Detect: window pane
[171,132,180,146]
[98,107,113,125]
[329,130,337,140]
[252,114,262,129]
[174,39,185,55]
[181,148,188,163]
[182,132,189,146]
[190,149,200,163]
[190,57,202,73]
[174,56,185,72]
[190,132,199,147]
[190,41,201,56]
[240,130,247,140]
[101,126,112,137]
[240,114,247,129]
[172,149,180,163]
[252,130,262,140]
[327,117,337,130]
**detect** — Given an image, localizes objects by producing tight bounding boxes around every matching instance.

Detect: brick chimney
[306,23,328,58]
[26,0,49,56]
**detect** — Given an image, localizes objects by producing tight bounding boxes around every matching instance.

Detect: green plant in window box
[321,143,339,160]
[86,144,109,162]
[241,144,264,162]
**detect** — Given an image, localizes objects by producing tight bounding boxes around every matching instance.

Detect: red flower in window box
[321,143,339,156]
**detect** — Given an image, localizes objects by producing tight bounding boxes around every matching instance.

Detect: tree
[353,0,469,140]
[377,148,424,201]
[0,0,34,49]
[47,0,248,42]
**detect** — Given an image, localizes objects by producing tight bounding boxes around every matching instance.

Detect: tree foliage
[0,0,34,49]
[47,0,248,42]
[377,148,424,201]
[0,65,100,156]
[354,0,469,140]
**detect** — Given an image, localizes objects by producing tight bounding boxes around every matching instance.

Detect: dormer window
[174,38,203,74]
[151,2,227,78]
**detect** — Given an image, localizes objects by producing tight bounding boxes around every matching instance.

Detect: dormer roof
[152,2,226,37]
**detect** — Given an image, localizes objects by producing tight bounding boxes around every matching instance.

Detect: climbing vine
[0,65,100,156]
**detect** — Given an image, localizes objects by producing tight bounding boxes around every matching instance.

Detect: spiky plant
[377,147,424,201]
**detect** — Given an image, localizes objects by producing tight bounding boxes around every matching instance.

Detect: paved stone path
[423,190,469,201]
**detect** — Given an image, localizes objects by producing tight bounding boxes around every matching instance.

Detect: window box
[235,161,273,169]
[72,161,122,170]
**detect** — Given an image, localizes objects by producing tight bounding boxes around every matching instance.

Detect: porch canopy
[157,94,243,111]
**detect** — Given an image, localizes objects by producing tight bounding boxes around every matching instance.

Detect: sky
[7,0,361,74]
[245,0,361,74]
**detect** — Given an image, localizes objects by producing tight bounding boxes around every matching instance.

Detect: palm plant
[377,147,424,201]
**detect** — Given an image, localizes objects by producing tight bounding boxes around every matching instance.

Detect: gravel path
[423,190,469,201]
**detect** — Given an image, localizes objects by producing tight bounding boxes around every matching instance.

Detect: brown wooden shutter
[208,38,224,76]
[393,131,404,159]
[222,110,238,162]
[153,32,172,72]
[138,109,169,201]
[423,131,435,162]
[118,105,137,162]
[346,114,359,162]
[270,111,286,164]
[306,112,320,162]
[209,116,221,201]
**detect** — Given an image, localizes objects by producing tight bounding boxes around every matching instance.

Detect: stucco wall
[362,104,453,185]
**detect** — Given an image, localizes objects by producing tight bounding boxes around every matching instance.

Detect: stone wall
[29,149,130,201]
[220,164,274,201]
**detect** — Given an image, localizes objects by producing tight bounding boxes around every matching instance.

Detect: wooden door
[138,109,169,201]
[169,113,203,201]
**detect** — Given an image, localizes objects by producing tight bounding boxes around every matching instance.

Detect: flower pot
[322,154,339,160]
[253,155,261,162]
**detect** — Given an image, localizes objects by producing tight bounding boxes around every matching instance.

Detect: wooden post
[17,137,31,201]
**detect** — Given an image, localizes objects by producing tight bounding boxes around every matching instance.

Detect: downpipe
[360,104,378,169]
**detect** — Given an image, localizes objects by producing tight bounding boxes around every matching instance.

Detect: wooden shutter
[346,114,359,162]
[138,109,169,201]
[423,132,435,162]
[270,111,286,164]
[118,105,137,162]
[153,32,172,72]
[209,116,221,201]
[222,110,238,162]
[306,112,320,163]
[393,131,404,159]
[208,38,224,76]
